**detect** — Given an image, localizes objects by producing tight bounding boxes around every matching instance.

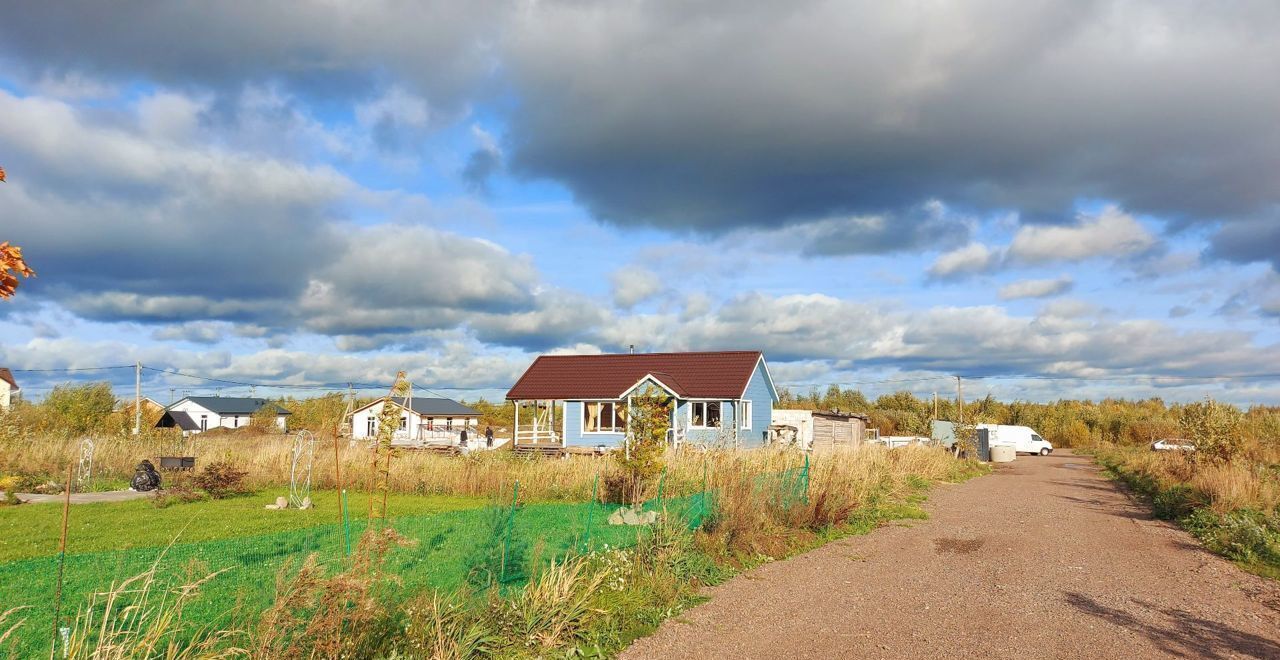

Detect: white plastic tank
[990,445,1016,463]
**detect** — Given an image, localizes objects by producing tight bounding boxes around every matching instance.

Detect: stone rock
[276,496,288,509]
[608,506,658,526]
[264,504,280,510]
[299,496,313,510]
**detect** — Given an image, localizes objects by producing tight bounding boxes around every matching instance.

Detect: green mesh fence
[1,462,798,658]
[753,454,810,510]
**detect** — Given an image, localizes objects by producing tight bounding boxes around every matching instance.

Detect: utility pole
[133,361,141,435]
[956,376,964,422]
[933,391,939,420]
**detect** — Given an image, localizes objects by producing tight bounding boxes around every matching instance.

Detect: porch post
[513,400,520,446]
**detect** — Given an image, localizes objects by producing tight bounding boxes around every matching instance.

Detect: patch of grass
[2,446,987,658]
[0,489,484,562]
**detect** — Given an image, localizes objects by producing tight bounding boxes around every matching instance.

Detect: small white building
[351,396,488,447]
[157,396,291,435]
[0,368,18,412]
[770,409,870,451]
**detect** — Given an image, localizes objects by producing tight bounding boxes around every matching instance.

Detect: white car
[1151,439,1196,452]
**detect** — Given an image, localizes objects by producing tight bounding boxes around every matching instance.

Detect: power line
[9,366,134,373]
[140,366,375,391]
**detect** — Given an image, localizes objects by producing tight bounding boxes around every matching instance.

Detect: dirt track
[623,450,1280,659]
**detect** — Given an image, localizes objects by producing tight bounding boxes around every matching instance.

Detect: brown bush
[191,460,249,499]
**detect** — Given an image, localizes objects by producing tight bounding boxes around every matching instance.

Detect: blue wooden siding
[562,399,625,447]
[737,359,776,447]
[560,358,777,448]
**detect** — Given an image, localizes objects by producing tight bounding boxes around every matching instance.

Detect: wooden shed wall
[811,416,866,451]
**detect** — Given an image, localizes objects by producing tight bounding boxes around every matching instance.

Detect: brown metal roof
[506,351,764,400]
[0,368,17,390]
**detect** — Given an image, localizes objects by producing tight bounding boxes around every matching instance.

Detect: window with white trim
[399,416,408,430]
[740,401,752,430]
[366,417,376,436]
[690,401,721,428]
[583,401,627,433]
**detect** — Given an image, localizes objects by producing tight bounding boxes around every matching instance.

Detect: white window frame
[366,417,376,436]
[200,414,208,432]
[740,400,752,430]
[688,401,722,429]
[399,416,408,430]
[582,400,626,434]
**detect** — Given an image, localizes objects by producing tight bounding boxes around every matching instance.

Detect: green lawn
[0,490,680,658]
[0,489,485,562]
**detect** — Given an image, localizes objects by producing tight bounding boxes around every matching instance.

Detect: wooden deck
[513,442,563,458]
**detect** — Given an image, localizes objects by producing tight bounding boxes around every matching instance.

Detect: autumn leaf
[0,165,6,182]
[0,241,35,299]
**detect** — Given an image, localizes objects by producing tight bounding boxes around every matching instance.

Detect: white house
[0,368,18,412]
[351,396,486,446]
[157,396,291,435]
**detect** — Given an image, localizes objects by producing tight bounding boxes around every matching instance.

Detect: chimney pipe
[629,344,635,354]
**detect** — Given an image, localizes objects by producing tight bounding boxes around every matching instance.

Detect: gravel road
[623,450,1280,659]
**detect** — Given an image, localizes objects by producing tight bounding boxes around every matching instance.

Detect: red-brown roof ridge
[506,350,765,401]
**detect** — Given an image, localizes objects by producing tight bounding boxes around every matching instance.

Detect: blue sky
[2,1,1280,405]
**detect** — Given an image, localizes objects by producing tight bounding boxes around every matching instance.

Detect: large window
[740,401,752,430]
[583,401,627,433]
[690,401,721,428]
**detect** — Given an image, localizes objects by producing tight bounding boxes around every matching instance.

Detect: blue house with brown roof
[505,350,778,449]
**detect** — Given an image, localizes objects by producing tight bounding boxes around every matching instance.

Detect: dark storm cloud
[502,1,1280,249]
[5,2,1277,258]
[1205,214,1280,271]
[0,1,504,110]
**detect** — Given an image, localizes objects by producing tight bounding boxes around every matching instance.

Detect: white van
[977,424,1054,456]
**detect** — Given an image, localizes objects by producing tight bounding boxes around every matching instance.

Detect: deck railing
[514,428,561,446]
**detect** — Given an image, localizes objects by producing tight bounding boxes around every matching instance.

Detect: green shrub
[1184,509,1280,564]
[1152,484,1198,520]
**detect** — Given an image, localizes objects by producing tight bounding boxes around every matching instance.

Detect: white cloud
[1008,207,1156,264]
[928,243,1000,278]
[609,266,664,309]
[998,276,1074,300]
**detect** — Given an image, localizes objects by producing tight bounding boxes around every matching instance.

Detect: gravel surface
[623,450,1280,659]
